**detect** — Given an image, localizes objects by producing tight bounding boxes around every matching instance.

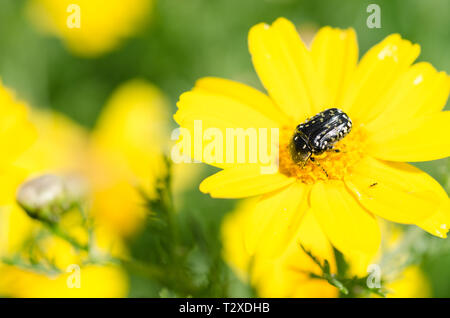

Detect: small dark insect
[290,108,352,167]
[370,182,378,187]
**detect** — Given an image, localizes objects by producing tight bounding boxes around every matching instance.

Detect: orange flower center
[279,124,366,184]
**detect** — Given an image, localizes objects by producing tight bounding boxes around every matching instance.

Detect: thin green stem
[45,221,88,252]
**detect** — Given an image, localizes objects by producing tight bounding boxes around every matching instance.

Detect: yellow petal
[284,211,338,298]
[94,79,168,152]
[14,109,89,174]
[89,80,169,236]
[175,87,281,168]
[245,181,309,258]
[222,200,338,297]
[365,62,450,133]
[417,196,450,238]
[310,27,358,107]
[0,166,27,205]
[176,84,283,130]
[366,111,450,162]
[252,212,338,298]
[1,122,36,165]
[221,199,258,281]
[200,166,295,198]
[295,212,336,266]
[248,18,323,122]
[195,77,290,126]
[342,34,420,125]
[0,86,36,165]
[345,156,447,226]
[0,204,35,257]
[386,265,431,298]
[91,80,169,191]
[311,181,380,257]
[0,264,128,297]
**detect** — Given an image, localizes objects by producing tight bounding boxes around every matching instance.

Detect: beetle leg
[300,152,312,169]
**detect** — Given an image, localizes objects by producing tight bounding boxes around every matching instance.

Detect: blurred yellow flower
[27,0,154,57]
[0,110,89,256]
[370,226,431,298]
[0,235,128,298]
[0,107,128,298]
[0,81,36,257]
[0,205,33,257]
[15,110,89,175]
[222,200,338,298]
[175,18,450,261]
[376,224,431,297]
[0,79,197,297]
[386,265,430,298]
[6,79,195,240]
[88,80,169,236]
[0,264,127,298]
[0,82,36,205]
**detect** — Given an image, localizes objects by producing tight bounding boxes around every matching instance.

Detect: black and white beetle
[290,108,352,167]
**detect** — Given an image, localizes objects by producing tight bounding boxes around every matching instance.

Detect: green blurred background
[0,0,449,297]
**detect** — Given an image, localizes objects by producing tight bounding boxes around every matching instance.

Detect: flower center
[279,124,366,184]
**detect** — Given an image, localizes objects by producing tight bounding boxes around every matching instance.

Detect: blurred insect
[370,182,378,187]
[290,108,352,176]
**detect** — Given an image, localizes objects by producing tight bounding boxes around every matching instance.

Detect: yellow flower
[88,80,170,236]
[175,18,450,260]
[0,109,89,256]
[0,204,33,257]
[27,0,153,57]
[0,81,35,256]
[348,222,432,297]
[222,200,338,297]
[0,264,127,298]
[15,109,89,175]
[0,235,128,298]
[0,107,128,298]
[8,80,195,239]
[386,265,430,298]
[0,82,36,205]
[0,79,186,297]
